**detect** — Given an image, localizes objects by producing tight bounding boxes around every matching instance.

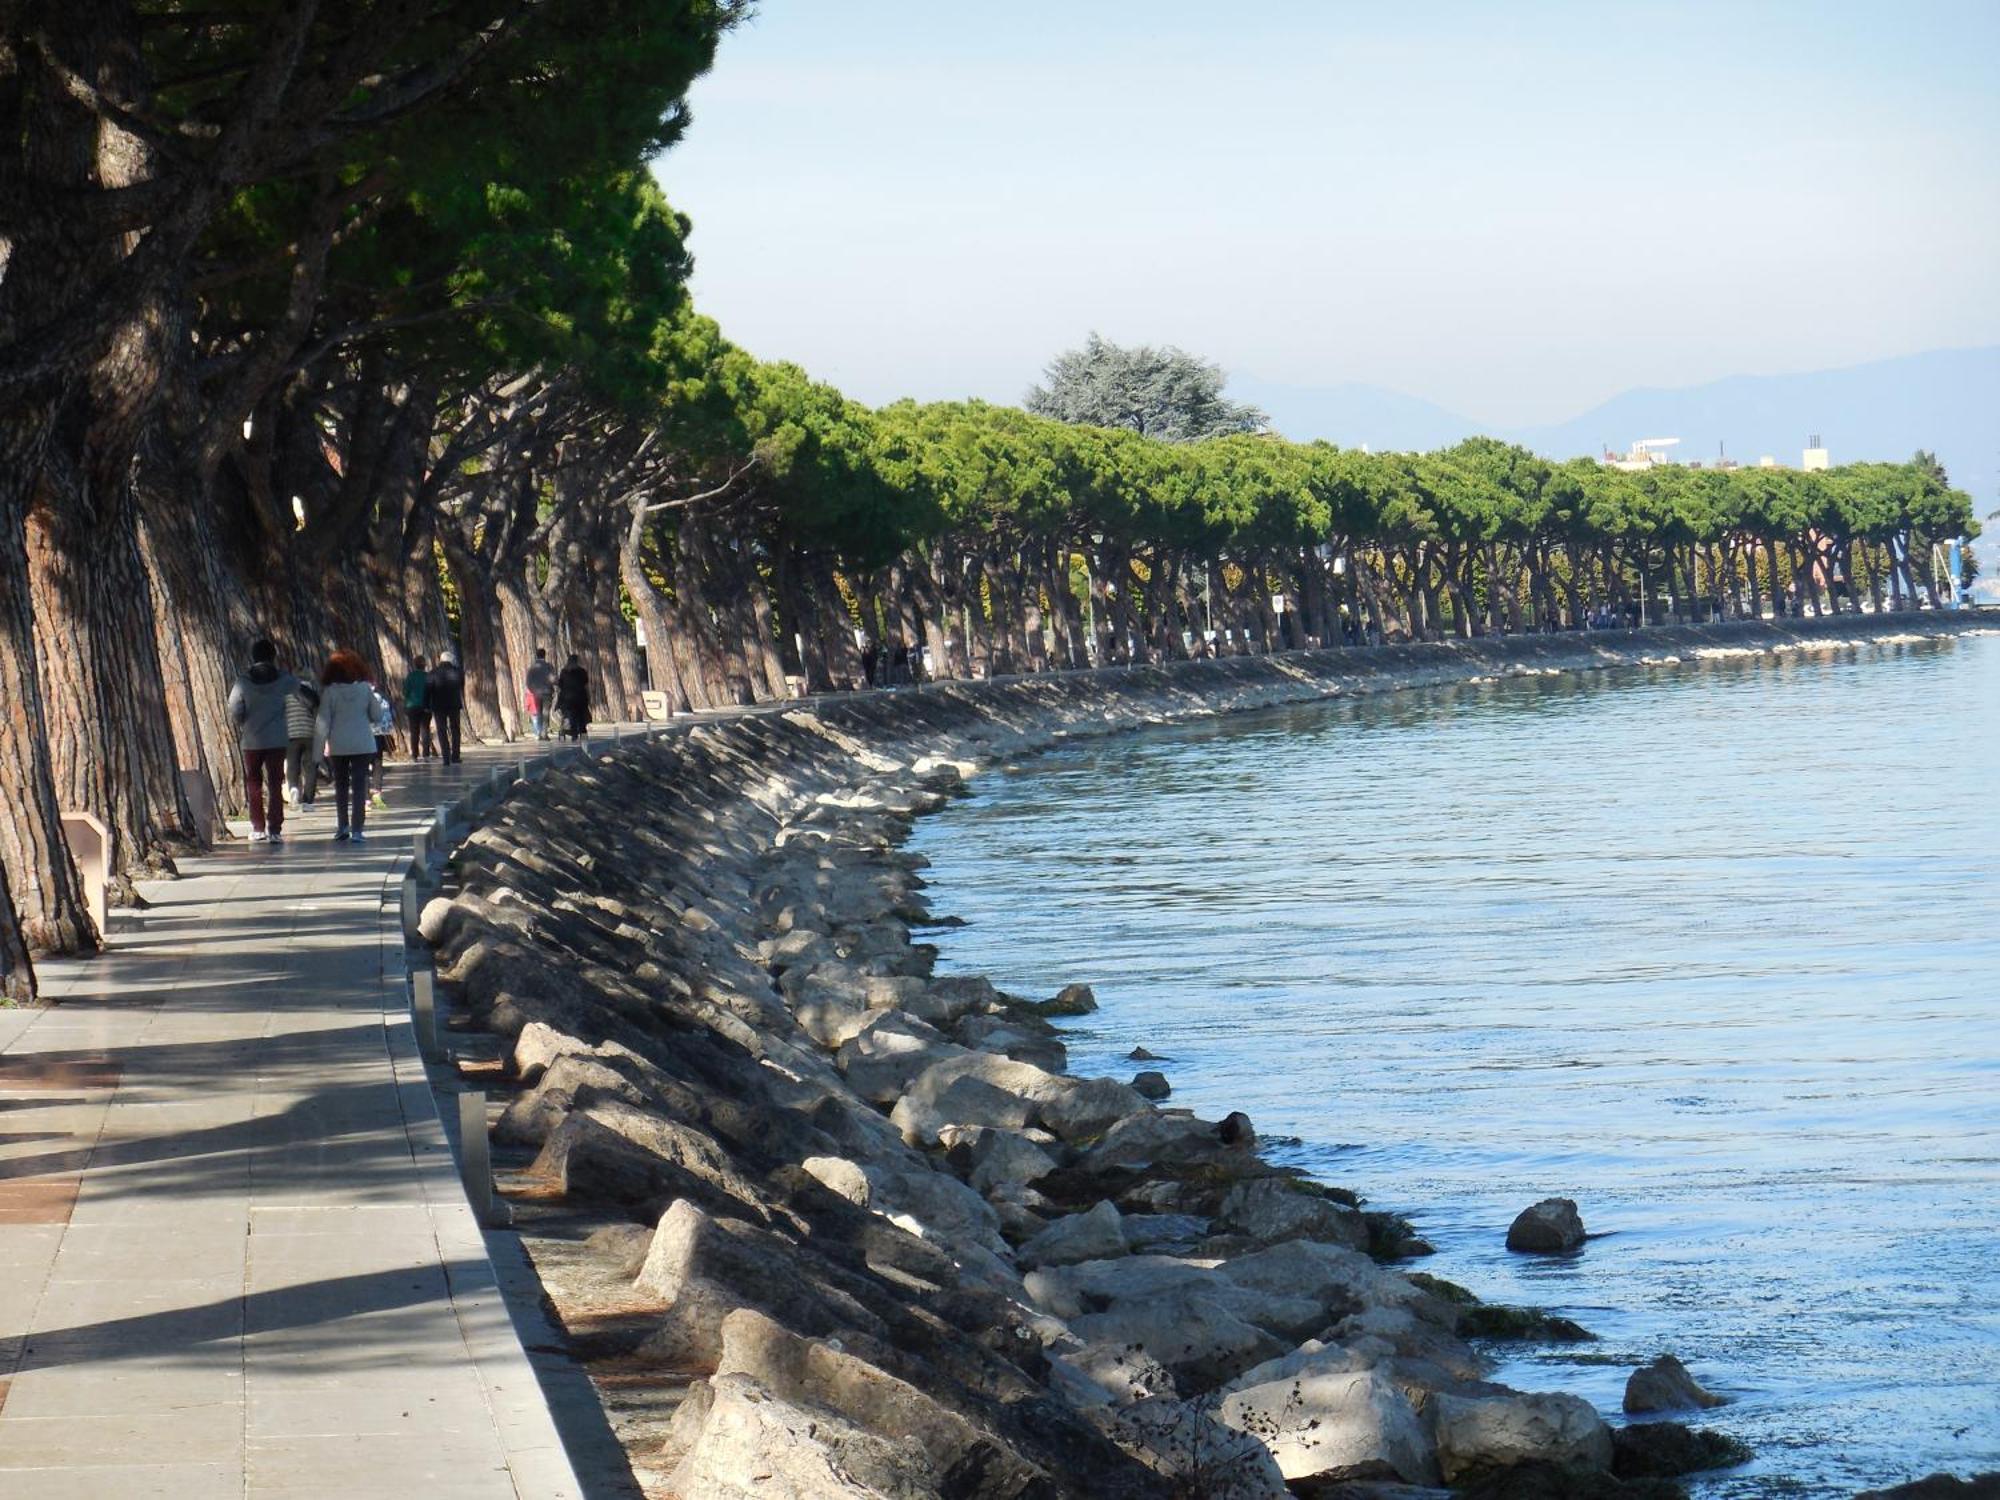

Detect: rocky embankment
[424,617,1981,1499]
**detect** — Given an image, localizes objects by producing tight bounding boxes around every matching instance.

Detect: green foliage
[1024,333,1268,442]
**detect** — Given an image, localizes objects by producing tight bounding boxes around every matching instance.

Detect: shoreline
[424,612,1991,1498]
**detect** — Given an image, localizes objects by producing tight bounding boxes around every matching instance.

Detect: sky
[652,0,2000,428]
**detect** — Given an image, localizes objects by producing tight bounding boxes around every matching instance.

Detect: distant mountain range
[1233,346,2000,508]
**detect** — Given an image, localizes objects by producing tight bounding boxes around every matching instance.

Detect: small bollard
[412,827,429,865]
[399,870,423,941]
[411,968,441,1062]
[612,723,623,743]
[457,1089,497,1227]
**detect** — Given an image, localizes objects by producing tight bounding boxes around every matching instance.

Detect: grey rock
[1119,1212,1210,1254]
[634,1200,869,1367]
[1037,1075,1153,1144]
[1506,1197,1586,1254]
[1130,1070,1172,1100]
[1042,982,1098,1014]
[835,1011,967,1105]
[955,1014,1068,1072]
[940,1124,1059,1196]
[1094,1396,1290,1498]
[1019,1200,1129,1269]
[1623,1353,1725,1414]
[1218,1367,1440,1486]
[1070,1289,1289,1391]
[1431,1390,1613,1482]
[801,1155,871,1206]
[1218,1176,1369,1251]
[712,1308,1048,1493]
[663,1371,934,1499]
[417,895,454,945]
[914,973,1005,1022]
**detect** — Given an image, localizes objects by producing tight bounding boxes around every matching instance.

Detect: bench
[59,809,109,938]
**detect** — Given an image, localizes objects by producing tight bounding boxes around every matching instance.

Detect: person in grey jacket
[314,649,381,842]
[227,639,300,844]
[283,672,322,807]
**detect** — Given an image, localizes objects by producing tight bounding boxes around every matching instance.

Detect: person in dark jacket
[426,651,466,764]
[555,654,589,741]
[402,657,432,759]
[227,639,300,844]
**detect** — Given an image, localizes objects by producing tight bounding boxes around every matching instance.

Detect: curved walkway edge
[0,611,1986,1499]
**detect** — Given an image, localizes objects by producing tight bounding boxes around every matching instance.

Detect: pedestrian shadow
[10,1262,494,1376]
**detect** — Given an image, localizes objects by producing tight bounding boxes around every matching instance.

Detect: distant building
[1802,434,1830,472]
[1604,437,1681,472]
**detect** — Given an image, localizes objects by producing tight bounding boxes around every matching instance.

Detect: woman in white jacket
[315,650,381,842]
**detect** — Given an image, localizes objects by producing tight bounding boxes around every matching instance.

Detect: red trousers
[244,747,286,834]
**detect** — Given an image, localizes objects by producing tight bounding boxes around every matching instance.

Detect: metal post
[412,828,429,866]
[457,1090,496,1226]
[411,968,441,1062]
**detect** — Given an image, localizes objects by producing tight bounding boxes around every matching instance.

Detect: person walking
[227,638,300,844]
[427,650,466,765]
[523,648,557,741]
[314,650,380,842]
[555,653,589,741]
[367,673,395,811]
[403,656,433,759]
[284,669,322,808]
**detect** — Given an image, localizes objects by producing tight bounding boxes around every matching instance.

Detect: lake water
[908,631,2000,1495]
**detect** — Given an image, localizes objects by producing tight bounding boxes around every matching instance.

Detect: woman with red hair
[314,651,380,841]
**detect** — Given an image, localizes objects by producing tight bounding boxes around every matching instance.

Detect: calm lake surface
[908,631,2000,1496]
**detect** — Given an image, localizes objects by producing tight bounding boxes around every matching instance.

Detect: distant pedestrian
[555,653,589,741]
[403,656,433,759]
[227,638,300,845]
[524,648,557,741]
[427,650,466,765]
[284,669,322,808]
[367,672,395,810]
[314,650,378,842]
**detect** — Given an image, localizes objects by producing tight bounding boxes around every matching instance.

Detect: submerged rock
[1506,1197,1587,1254]
[1622,1354,1722,1413]
[1610,1421,1750,1478]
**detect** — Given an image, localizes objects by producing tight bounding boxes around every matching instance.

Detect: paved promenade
[0,745,590,1498]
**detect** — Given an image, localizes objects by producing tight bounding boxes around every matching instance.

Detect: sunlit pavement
[0,739,627,1499]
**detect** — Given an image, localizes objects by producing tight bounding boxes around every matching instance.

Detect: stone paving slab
[0,739,636,1497]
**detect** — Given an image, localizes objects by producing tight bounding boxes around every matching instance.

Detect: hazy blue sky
[653,1,2000,427]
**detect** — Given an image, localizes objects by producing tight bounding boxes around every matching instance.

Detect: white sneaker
[283,784,299,807]
[249,829,270,844]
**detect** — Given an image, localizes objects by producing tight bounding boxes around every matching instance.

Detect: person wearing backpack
[403,656,433,759]
[314,650,380,842]
[284,670,322,808]
[367,674,396,811]
[426,651,466,765]
[227,638,301,844]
